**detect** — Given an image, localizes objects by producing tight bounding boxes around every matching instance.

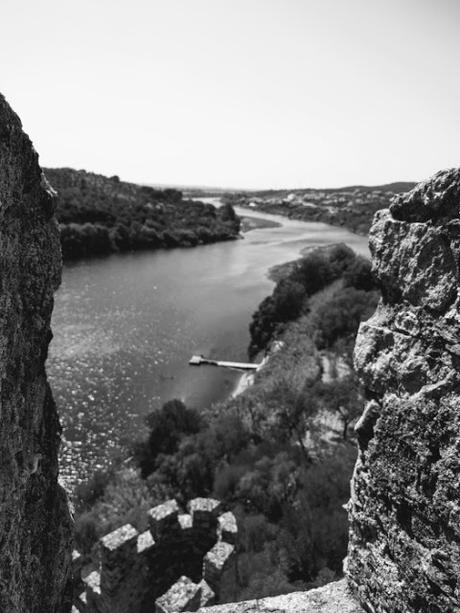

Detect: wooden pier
[189,354,260,372]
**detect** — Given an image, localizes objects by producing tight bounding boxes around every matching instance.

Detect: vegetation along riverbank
[44,168,241,260]
[222,182,415,235]
[72,243,379,602]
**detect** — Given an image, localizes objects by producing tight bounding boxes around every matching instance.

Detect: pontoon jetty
[189,354,260,372]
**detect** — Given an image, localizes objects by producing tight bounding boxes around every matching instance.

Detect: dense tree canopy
[249,244,377,357]
[45,168,240,260]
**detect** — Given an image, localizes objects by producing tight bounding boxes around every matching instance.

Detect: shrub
[74,468,113,512]
[74,510,100,553]
[343,255,376,291]
[133,399,203,478]
[313,287,379,349]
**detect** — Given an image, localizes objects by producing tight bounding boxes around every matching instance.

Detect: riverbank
[45,167,241,261]
[222,244,378,417]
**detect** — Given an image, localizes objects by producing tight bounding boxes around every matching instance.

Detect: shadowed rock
[0,93,73,612]
[390,167,460,223]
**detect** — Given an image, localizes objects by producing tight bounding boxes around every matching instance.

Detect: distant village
[221,184,413,235]
[244,187,396,213]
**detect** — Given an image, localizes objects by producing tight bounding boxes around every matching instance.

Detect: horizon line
[44,166,418,194]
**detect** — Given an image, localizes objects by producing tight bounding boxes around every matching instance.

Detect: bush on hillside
[248,244,370,357]
[313,287,379,349]
[133,399,203,478]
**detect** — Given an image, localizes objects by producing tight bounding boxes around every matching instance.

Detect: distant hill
[180,181,417,198]
[243,181,416,197]
[44,168,240,261]
[149,181,417,199]
[221,181,417,236]
[325,181,417,193]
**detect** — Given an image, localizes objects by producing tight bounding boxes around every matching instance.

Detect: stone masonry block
[83,571,102,613]
[198,579,216,607]
[217,512,238,545]
[179,513,193,532]
[203,542,235,591]
[188,498,222,529]
[137,530,155,556]
[148,499,180,540]
[155,576,201,613]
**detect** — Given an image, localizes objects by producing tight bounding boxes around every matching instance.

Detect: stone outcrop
[0,94,73,611]
[75,498,236,613]
[347,168,460,611]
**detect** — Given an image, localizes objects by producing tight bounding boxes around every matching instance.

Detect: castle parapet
[76,497,237,613]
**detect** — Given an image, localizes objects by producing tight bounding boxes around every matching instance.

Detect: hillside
[222,182,416,236]
[44,168,240,260]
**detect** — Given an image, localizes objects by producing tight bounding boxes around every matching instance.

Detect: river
[48,206,369,487]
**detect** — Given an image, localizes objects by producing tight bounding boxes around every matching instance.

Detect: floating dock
[189,354,260,371]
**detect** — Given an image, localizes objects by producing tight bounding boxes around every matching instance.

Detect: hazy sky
[2,0,459,189]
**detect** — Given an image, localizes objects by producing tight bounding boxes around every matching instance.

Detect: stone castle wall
[73,498,237,613]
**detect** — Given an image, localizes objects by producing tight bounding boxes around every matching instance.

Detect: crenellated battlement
[72,498,237,613]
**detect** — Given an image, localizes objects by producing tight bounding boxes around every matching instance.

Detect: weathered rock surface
[348,168,460,612]
[0,94,73,612]
[188,579,363,613]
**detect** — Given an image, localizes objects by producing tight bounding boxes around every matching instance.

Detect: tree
[343,255,376,291]
[264,377,320,466]
[315,374,363,440]
[133,399,202,477]
[272,279,306,323]
[313,287,379,349]
[218,203,237,222]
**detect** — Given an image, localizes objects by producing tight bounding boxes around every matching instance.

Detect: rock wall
[348,169,460,611]
[0,94,73,612]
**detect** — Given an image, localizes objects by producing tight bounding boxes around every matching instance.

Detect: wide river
[48,206,369,487]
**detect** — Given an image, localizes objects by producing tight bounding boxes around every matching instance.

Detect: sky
[2,0,459,189]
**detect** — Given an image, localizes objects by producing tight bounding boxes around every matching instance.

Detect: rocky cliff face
[0,94,73,612]
[348,169,460,612]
